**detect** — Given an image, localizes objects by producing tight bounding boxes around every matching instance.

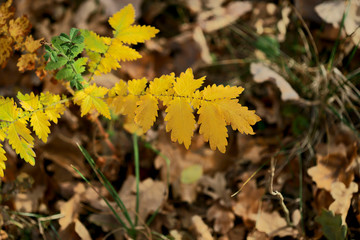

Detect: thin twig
[270,157,292,226]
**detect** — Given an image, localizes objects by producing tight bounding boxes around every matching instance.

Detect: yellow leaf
[108,39,141,61]
[7,120,35,165]
[74,84,110,119]
[30,111,50,142]
[0,37,13,67]
[97,53,120,75]
[24,35,43,53]
[202,84,244,101]
[135,94,158,132]
[174,68,204,97]
[40,92,66,124]
[108,4,135,34]
[17,53,37,72]
[17,92,41,111]
[8,16,31,44]
[128,77,147,95]
[216,99,260,134]
[109,80,127,97]
[198,101,228,153]
[81,30,107,53]
[0,143,7,177]
[0,0,14,26]
[116,25,159,45]
[0,97,18,121]
[149,73,175,96]
[165,97,196,149]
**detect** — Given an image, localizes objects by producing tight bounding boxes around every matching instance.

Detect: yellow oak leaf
[128,77,147,95]
[216,99,261,135]
[7,120,35,165]
[135,94,158,132]
[8,16,31,46]
[74,84,110,119]
[198,101,228,153]
[30,111,50,142]
[174,68,205,97]
[0,37,13,67]
[0,0,14,26]
[0,143,6,177]
[17,53,37,72]
[24,35,43,53]
[165,97,196,149]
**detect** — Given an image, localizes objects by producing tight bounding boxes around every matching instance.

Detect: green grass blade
[77,145,135,229]
[71,165,130,232]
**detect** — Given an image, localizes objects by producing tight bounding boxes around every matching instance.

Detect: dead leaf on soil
[198,1,252,33]
[308,151,356,192]
[250,62,299,101]
[14,185,46,212]
[329,181,358,224]
[192,215,214,240]
[232,179,265,227]
[207,203,235,234]
[255,210,298,238]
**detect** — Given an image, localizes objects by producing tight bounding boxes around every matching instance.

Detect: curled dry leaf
[329,181,358,224]
[250,63,299,101]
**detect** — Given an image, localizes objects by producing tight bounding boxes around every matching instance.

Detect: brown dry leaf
[207,203,235,234]
[329,181,358,224]
[256,211,298,238]
[277,6,291,42]
[192,215,214,240]
[74,219,92,240]
[246,230,269,240]
[250,63,299,101]
[198,1,252,33]
[14,185,46,212]
[308,152,355,192]
[117,176,166,223]
[314,0,345,26]
[199,172,229,201]
[232,179,265,226]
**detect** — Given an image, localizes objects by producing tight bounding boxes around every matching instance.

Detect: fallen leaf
[256,211,298,238]
[74,219,92,240]
[315,0,345,26]
[250,63,299,101]
[232,179,265,226]
[308,153,355,192]
[198,2,252,33]
[329,181,358,224]
[14,185,46,212]
[207,203,235,234]
[192,215,213,240]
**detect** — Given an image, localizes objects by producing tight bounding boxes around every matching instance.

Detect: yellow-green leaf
[181,164,203,184]
[109,4,135,34]
[0,143,7,177]
[74,84,110,119]
[116,25,159,45]
[108,39,141,61]
[30,111,50,142]
[165,97,196,149]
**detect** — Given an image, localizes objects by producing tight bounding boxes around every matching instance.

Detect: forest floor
[1,0,360,239]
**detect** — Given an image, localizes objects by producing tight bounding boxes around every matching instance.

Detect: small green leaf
[73,57,88,74]
[55,67,74,81]
[69,28,79,40]
[45,57,68,70]
[315,209,347,240]
[181,164,203,184]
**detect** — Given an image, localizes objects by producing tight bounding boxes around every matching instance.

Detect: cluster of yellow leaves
[0,93,66,176]
[74,68,260,153]
[0,0,43,72]
[81,4,159,76]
